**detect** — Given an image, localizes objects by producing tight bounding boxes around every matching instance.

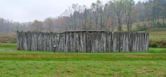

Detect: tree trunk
[118,17,122,31]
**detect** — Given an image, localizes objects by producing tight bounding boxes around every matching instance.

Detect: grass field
[149,31,166,41]
[0,30,165,77]
[0,33,16,43]
[0,43,166,77]
[1,61,166,77]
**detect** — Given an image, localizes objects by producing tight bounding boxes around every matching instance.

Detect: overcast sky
[0,0,145,22]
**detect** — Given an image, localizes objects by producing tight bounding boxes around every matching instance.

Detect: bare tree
[112,0,126,31]
[124,0,134,31]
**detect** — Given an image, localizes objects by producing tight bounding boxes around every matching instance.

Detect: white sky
[0,0,145,22]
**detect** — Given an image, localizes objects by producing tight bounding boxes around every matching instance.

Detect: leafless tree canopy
[0,0,166,32]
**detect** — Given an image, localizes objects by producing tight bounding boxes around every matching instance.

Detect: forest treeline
[0,0,166,33]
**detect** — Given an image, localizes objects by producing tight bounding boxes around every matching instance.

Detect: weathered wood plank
[17,31,149,52]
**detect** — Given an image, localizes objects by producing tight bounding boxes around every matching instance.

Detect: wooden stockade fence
[17,31,149,52]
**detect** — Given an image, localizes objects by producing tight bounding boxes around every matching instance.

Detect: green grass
[0,52,166,61]
[0,43,166,77]
[0,61,166,77]
[0,29,165,76]
[149,48,166,53]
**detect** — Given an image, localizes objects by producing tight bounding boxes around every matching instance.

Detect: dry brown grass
[0,33,16,43]
[150,31,166,41]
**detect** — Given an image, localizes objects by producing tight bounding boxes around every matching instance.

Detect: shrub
[149,40,166,48]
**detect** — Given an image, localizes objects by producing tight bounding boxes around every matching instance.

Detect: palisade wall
[17,31,149,52]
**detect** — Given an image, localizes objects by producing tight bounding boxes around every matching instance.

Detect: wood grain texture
[17,31,149,52]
